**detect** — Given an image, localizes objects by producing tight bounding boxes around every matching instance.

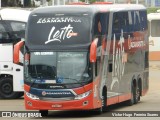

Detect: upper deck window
[94,13,109,36]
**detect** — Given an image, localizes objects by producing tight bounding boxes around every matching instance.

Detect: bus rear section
[13,4,149,115]
[148,13,160,60]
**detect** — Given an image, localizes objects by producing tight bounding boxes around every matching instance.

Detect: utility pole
[136,0,139,4]
[52,0,54,5]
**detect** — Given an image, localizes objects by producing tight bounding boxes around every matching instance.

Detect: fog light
[27,101,32,106]
[83,101,89,106]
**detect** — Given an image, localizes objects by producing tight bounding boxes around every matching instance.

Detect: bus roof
[147,13,160,21]
[0,8,31,22]
[31,4,146,15]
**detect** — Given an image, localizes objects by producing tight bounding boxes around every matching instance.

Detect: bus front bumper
[24,93,95,110]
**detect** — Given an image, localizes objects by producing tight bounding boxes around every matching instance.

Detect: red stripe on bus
[107,96,118,106]
[107,93,131,106]
[119,93,131,103]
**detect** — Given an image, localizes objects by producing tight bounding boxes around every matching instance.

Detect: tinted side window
[139,10,147,31]
[94,13,109,36]
[134,11,141,31]
[0,22,11,43]
[130,11,141,32]
[112,12,129,39]
[10,21,26,39]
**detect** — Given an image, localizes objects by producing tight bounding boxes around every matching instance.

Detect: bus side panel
[106,10,149,105]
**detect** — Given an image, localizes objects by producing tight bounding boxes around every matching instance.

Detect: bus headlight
[75,90,92,100]
[26,92,39,100]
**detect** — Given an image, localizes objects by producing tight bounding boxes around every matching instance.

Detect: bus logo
[42,91,47,96]
[45,24,78,44]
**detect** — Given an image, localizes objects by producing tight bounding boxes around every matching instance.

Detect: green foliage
[147,7,160,14]
[1,0,32,7]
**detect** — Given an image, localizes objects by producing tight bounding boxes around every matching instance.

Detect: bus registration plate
[52,104,62,108]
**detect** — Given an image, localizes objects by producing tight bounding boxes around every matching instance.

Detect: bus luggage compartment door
[13,64,24,92]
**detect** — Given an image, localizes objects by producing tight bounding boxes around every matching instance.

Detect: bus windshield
[25,52,91,84]
[26,14,91,50]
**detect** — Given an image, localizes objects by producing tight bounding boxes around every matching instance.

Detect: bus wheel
[138,82,141,102]
[94,90,107,114]
[0,77,21,99]
[39,110,48,117]
[134,85,140,104]
[102,89,107,112]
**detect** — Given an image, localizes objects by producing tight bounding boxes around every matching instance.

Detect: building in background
[146,0,160,7]
[33,0,79,6]
[105,0,145,4]
[42,0,160,7]
[1,0,160,7]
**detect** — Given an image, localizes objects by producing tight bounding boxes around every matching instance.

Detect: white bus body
[148,13,160,60]
[0,8,30,99]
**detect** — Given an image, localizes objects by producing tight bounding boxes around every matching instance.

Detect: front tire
[94,89,107,114]
[102,90,107,112]
[0,77,23,99]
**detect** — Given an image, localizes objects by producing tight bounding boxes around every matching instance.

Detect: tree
[24,0,31,7]
[147,7,160,14]
[1,0,21,7]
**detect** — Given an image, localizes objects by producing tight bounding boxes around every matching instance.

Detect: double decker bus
[148,12,160,60]
[14,4,149,115]
[0,8,30,99]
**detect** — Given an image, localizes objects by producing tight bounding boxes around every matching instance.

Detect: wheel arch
[0,74,13,80]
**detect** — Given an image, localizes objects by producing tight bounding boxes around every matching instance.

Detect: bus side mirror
[90,38,98,63]
[13,40,24,64]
